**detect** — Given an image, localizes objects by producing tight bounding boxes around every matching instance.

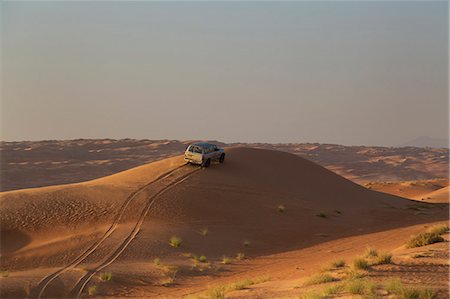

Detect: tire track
[31,164,188,299]
[71,168,199,298]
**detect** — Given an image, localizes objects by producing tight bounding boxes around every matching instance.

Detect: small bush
[335,210,342,214]
[406,232,444,248]
[316,211,328,218]
[375,252,393,265]
[236,252,246,260]
[345,269,366,280]
[199,255,207,263]
[243,240,250,247]
[278,205,285,213]
[207,286,226,299]
[88,285,97,296]
[299,291,326,299]
[221,256,232,264]
[169,236,182,248]
[347,279,366,295]
[385,277,403,294]
[365,247,378,258]
[427,224,449,235]
[330,259,346,268]
[323,283,344,296]
[100,272,112,281]
[303,273,337,286]
[153,258,161,266]
[199,227,209,237]
[0,271,9,278]
[400,287,436,299]
[352,257,369,270]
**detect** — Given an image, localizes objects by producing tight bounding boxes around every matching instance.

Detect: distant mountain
[401,136,449,148]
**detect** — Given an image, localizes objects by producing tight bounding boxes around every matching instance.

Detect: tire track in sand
[31,164,190,298]
[71,168,199,298]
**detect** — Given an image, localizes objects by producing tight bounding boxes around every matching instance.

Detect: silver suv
[184,142,225,167]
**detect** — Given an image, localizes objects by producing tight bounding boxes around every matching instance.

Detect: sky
[1,1,448,146]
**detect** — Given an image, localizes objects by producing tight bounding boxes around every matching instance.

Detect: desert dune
[0,148,448,298]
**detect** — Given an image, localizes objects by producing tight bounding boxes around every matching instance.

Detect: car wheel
[203,158,211,168]
[219,153,225,163]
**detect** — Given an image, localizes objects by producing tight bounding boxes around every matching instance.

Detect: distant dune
[1,148,447,298]
[400,136,449,148]
[1,139,448,191]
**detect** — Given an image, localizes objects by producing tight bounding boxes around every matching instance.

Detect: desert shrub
[400,287,436,299]
[243,240,250,247]
[0,271,9,278]
[365,247,378,258]
[316,211,328,218]
[347,279,367,295]
[375,252,393,265]
[221,256,231,264]
[153,258,161,266]
[100,272,112,281]
[299,291,326,299]
[352,257,369,270]
[385,277,403,294]
[199,227,209,237]
[323,283,344,296]
[199,255,207,263]
[345,269,367,280]
[88,285,97,296]
[236,252,246,260]
[159,276,176,287]
[406,232,444,248]
[427,224,449,235]
[278,205,285,213]
[169,236,182,248]
[335,210,342,214]
[330,259,346,268]
[207,286,226,299]
[303,273,337,286]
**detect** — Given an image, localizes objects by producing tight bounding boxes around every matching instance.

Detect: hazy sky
[1,1,448,146]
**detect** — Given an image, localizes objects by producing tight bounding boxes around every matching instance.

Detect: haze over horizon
[1,1,448,146]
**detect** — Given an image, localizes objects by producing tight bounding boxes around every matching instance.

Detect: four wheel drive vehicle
[184,142,225,167]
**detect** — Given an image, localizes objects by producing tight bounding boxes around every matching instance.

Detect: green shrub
[299,291,326,299]
[199,255,207,263]
[243,240,250,247]
[278,205,286,213]
[347,279,366,295]
[330,259,346,268]
[303,273,337,286]
[375,252,393,265]
[100,272,112,281]
[153,258,161,266]
[221,256,232,264]
[427,224,449,235]
[365,247,378,258]
[88,285,97,296]
[323,283,344,296]
[169,236,182,248]
[199,227,209,237]
[0,271,9,278]
[406,232,444,248]
[385,277,403,294]
[400,287,436,299]
[207,286,226,299]
[236,252,246,260]
[352,257,369,270]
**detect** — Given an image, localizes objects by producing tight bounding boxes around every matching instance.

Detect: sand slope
[0,148,448,298]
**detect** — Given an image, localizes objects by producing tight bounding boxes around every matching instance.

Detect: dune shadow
[0,229,31,255]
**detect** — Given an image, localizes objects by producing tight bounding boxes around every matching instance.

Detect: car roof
[191,142,216,148]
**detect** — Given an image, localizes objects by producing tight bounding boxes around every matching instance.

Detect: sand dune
[0,148,448,298]
[366,178,449,203]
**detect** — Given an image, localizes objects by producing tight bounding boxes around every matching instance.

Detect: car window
[188,145,194,152]
[192,146,202,154]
